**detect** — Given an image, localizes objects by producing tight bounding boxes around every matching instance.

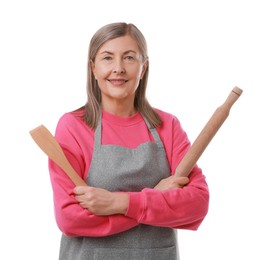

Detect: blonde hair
[83,22,162,129]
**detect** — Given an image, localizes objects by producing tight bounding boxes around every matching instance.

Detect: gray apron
[59,113,179,260]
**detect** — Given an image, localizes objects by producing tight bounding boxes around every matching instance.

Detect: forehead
[97,35,140,54]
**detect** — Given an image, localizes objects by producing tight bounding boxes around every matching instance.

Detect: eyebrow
[99,50,137,55]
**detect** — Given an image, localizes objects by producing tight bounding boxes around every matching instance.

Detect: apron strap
[94,113,102,147]
[140,115,165,149]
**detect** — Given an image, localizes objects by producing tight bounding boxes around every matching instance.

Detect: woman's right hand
[153,175,189,191]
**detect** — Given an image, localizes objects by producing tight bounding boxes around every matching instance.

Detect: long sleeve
[125,111,209,230]
[49,109,209,237]
[48,112,138,237]
[125,169,208,230]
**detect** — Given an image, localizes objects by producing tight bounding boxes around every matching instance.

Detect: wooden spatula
[29,125,87,186]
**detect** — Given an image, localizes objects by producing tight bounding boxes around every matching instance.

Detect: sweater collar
[102,109,143,126]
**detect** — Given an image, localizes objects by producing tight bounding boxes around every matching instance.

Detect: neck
[101,99,136,117]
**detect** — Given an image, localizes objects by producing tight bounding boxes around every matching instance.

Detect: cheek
[93,68,105,80]
[96,66,111,79]
[128,66,143,79]
[92,61,110,80]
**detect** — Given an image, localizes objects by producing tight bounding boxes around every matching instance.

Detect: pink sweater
[49,108,209,237]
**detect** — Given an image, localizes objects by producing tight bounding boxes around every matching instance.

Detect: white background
[1,0,265,259]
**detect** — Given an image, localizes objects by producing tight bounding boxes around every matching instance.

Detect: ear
[90,60,97,80]
[140,59,148,79]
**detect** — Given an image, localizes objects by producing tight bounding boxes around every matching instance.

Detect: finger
[75,195,84,202]
[176,177,190,185]
[73,186,88,195]
[79,202,89,209]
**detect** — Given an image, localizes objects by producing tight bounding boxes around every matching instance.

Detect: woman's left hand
[153,176,189,191]
[74,186,129,215]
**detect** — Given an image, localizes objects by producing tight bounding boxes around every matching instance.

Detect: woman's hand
[154,176,189,191]
[73,175,189,215]
[74,186,129,215]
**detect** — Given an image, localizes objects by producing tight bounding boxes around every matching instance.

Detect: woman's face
[91,35,147,108]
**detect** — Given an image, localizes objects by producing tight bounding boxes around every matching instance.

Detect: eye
[124,55,134,61]
[103,56,112,61]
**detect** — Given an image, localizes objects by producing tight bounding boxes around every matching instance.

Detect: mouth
[107,79,128,86]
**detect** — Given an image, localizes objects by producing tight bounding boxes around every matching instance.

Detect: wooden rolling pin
[175,86,243,177]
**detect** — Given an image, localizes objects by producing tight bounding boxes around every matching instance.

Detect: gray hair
[84,22,161,129]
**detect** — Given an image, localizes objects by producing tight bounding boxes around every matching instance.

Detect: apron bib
[59,112,179,260]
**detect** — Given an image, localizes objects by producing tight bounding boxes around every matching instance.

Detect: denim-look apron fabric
[59,113,179,260]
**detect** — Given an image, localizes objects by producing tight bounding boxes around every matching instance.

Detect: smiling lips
[108,78,128,87]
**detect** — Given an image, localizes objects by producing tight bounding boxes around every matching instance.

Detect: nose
[113,59,125,74]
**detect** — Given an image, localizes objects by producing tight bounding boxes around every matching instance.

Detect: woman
[49,22,209,259]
